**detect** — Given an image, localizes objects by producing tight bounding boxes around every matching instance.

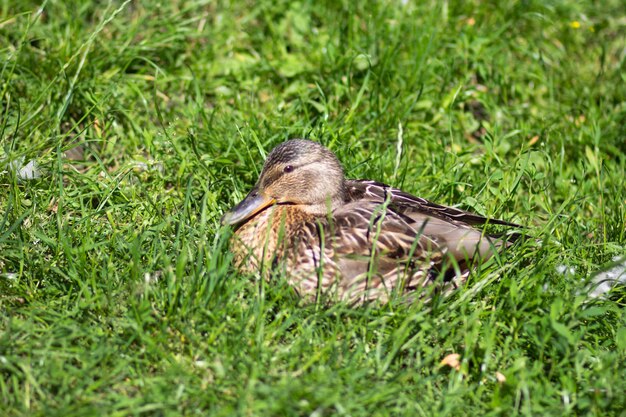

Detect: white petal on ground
[588,256,626,298]
[17,160,41,180]
[5,157,42,180]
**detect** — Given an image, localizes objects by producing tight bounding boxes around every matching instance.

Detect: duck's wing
[286,181,520,304]
[316,199,502,304]
[346,179,522,228]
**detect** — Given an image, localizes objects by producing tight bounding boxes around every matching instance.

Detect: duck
[221,139,521,305]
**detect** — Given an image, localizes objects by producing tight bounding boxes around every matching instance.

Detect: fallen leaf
[258,90,271,103]
[93,118,102,137]
[528,135,539,146]
[440,353,461,370]
[47,198,58,214]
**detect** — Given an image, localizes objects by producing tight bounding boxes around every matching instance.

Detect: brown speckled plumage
[222,139,521,304]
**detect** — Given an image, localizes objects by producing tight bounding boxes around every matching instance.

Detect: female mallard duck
[222,139,520,304]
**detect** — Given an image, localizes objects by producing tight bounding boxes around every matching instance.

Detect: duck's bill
[221,190,276,226]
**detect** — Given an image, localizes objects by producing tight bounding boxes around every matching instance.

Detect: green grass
[1,0,625,415]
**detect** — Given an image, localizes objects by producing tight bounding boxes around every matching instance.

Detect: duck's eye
[283,165,294,173]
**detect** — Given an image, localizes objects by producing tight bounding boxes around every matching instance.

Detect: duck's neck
[297,182,347,216]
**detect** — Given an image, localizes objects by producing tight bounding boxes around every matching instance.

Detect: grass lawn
[1,0,625,415]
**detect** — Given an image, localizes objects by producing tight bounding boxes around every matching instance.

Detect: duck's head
[221,139,347,227]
